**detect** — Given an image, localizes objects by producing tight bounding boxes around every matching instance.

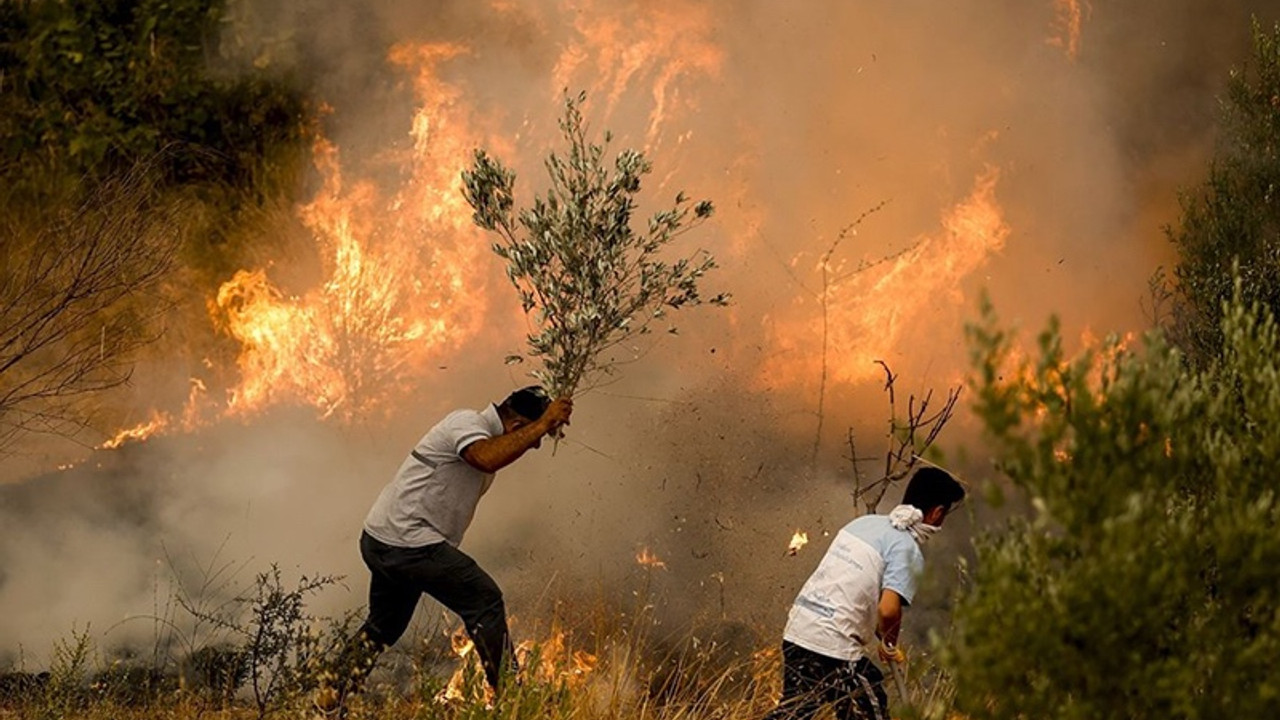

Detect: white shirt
[783,514,924,661]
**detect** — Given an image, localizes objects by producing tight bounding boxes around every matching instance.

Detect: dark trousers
[762,641,889,720]
[333,531,514,697]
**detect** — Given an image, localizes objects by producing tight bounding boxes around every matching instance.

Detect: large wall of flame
[3,0,1279,665]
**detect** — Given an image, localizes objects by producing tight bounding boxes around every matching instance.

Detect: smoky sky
[3,0,1279,666]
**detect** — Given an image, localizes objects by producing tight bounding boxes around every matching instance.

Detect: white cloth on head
[888,504,940,545]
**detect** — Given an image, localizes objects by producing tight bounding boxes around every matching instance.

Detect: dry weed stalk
[847,360,961,513]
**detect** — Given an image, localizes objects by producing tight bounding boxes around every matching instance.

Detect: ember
[635,547,668,570]
[787,531,809,556]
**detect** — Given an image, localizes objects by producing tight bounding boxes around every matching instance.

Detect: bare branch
[0,161,181,454]
[850,361,961,514]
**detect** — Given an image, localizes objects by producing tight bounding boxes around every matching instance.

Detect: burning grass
[0,587,956,720]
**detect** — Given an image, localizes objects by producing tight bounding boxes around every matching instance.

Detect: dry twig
[846,361,961,513]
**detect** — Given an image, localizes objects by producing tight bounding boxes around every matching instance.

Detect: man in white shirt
[319,385,572,711]
[764,467,965,720]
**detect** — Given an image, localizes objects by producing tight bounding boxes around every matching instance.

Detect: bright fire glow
[762,166,1011,389]
[514,626,598,686]
[212,43,491,423]
[101,411,169,450]
[552,0,723,148]
[787,530,809,555]
[99,4,723,449]
[100,379,210,449]
[104,41,496,448]
[437,625,596,705]
[635,547,668,570]
[438,627,487,705]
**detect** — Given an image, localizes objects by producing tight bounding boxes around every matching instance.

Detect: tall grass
[0,573,958,720]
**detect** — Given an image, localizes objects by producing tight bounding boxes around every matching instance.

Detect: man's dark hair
[901,466,966,513]
[498,385,551,421]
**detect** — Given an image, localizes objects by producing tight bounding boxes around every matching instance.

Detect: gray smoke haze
[3,0,1278,667]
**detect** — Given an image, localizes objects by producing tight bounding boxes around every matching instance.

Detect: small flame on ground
[635,547,668,570]
[437,625,596,706]
[438,627,486,705]
[787,530,809,556]
[515,627,598,685]
[99,379,210,449]
[101,413,169,450]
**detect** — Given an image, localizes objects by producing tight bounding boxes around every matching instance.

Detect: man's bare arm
[461,398,572,473]
[877,588,904,651]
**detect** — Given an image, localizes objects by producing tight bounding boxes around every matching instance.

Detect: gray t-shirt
[363,404,503,548]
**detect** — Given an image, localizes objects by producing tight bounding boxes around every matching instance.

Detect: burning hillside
[4,3,1268,706]
[96,1,1083,451]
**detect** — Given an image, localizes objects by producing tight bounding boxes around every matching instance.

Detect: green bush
[1166,19,1280,368]
[947,286,1280,718]
[0,0,310,199]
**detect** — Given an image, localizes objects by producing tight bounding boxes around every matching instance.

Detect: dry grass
[0,580,954,720]
[0,620,958,720]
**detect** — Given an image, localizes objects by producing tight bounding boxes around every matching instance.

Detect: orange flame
[205,43,492,424]
[99,379,210,449]
[1048,0,1090,61]
[763,166,1010,389]
[438,627,489,705]
[514,626,598,686]
[99,3,728,450]
[553,0,723,148]
[95,40,499,447]
[437,625,596,705]
[101,411,170,450]
[635,547,668,570]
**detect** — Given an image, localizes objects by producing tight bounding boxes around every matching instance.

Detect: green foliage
[947,287,1280,719]
[1166,19,1280,367]
[0,0,309,198]
[42,625,95,717]
[462,92,727,397]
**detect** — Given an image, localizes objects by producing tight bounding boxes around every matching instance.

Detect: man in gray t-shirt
[319,385,572,711]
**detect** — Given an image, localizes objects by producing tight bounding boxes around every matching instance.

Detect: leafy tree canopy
[0,0,310,199]
[1166,18,1280,367]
